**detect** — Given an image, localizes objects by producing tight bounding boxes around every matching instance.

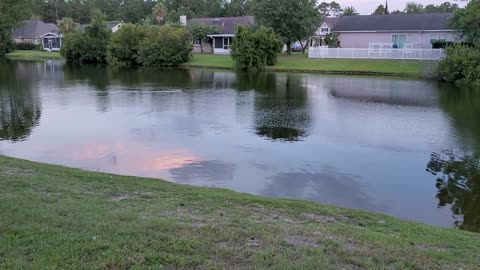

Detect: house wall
[14,38,41,44]
[337,31,458,49]
[192,40,213,54]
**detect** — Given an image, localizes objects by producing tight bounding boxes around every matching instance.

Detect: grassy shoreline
[1,155,479,269]
[6,50,64,61]
[6,50,429,77]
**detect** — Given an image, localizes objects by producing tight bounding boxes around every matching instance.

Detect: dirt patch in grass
[0,167,35,177]
[302,213,349,224]
[284,235,320,248]
[248,206,298,224]
[106,191,155,202]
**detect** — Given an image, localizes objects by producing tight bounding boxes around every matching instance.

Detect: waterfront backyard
[1,60,479,268]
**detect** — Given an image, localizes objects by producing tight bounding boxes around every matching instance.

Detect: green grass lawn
[1,155,479,269]
[184,53,430,77]
[6,50,63,61]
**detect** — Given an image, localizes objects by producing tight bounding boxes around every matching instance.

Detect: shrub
[230,26,282,71]
[137,25,192,67]
[15,42,41,50]
[0,31,15,56]
[60,10,111,63]
[107,24,147,67]
[437,45,480,86]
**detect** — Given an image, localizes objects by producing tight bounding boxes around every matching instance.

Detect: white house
[187,16,255,54]
[311,13,458,49]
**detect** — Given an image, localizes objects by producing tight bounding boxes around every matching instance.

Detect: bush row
[61,11,192,67]
[15,42,41,50]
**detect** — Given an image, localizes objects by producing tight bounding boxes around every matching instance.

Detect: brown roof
[187,16,255,35]
[13,20,59,39]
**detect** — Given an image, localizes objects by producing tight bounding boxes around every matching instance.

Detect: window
[223,37,231,50]
[193,38,201,46]
[392,34,407,48]
[430,33,447,44]
[321,27,329,33]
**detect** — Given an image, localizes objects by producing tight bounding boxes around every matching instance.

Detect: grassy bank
[6,50,428,77]
[6,50,63,61]
[1,156,479,269]
[184,53,429,77]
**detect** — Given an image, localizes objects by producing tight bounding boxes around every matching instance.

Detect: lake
[1,60,479,232]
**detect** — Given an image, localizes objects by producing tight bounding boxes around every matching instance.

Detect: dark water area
[0,60,479,232]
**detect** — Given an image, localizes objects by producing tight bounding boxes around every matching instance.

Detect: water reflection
[262,169,380,212]
[427,151,480,232]
[236,73,312,142]
[324,76,439,107]
[0,61,42,142]
[429,86,480,232]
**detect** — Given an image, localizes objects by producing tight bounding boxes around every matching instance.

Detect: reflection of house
[187,16,255,54]
[13,20,62,51]
[312,13,457,49]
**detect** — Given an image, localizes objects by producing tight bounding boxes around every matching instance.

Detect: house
[187,16,255,54]
[311,13,457,49]
[13,20,62,52]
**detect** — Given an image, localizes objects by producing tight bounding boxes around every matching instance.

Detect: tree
[451,0,480,45]
[372,4,387,15]
[342,6,358,16]
[187,23,220,53]
[404,2,424,14]
[61,9,111,63]
[152,2,168,25]
[254,0,322,54]
[107,23,147,67]
[329,1,342,17]
[230,25,283,71]
[224,0,253,16]
[57,17,76,34]
[137,25,192,67]
[0,0,36,56]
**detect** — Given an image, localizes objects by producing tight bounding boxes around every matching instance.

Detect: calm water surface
[1,60,479,232]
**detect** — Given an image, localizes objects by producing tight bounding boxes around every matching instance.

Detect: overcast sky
[335,0,467,15]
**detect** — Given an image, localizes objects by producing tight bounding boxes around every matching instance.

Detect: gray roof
[329,13,453,32]
[187,16,255,35]
[13,20,59,39]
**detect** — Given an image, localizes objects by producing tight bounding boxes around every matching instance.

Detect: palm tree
[342,6,359,16]
[152,3,168,25]
[57,17,76,34]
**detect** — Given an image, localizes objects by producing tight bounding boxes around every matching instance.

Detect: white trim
[39,32,59,38]
[335,29,455,33]
[207,34,235,37]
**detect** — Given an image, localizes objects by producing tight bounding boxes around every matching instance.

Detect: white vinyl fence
[308,47,444,61]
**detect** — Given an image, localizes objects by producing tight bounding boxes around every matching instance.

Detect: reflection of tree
[237,73,312,142]
[426,151,480,232]
[0,61,41,142]
[438,86,480,152]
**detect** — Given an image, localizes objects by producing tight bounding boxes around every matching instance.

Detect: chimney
[180,15,187,26]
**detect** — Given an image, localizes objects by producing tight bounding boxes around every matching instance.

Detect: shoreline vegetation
[1,155,479,269]
[6,50,429,78]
